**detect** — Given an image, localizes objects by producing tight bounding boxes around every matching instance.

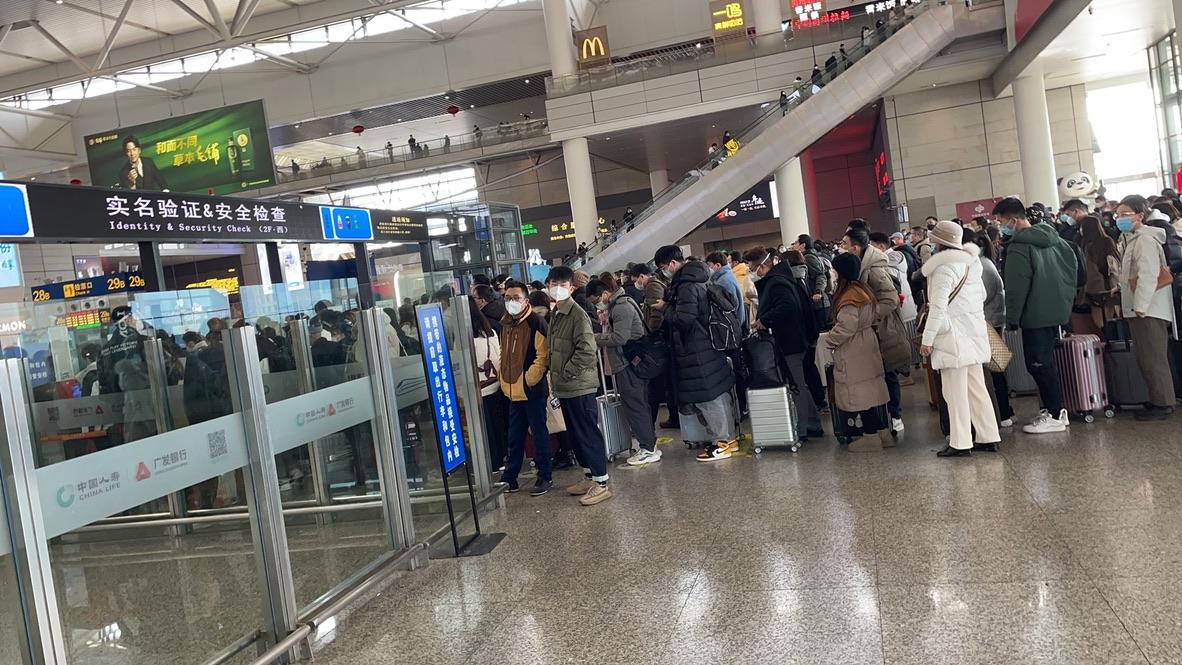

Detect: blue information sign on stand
[415,303,467,474]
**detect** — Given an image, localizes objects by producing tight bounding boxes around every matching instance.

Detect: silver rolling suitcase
[597,352,632,462]
[747,386,799,454]
[1004,328,1038,396]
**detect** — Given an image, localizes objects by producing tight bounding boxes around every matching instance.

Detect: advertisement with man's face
[83,100,276,195]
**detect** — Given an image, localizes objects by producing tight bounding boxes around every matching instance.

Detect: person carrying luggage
[824,253,893,452]
[656,245,738,461]
[586,277,659,466]
[963,229,1014,428]
[1115,195,1177,421]
[632,262,679,428]
[994,196,1079,434]
[497,281,554,496]
[1078,216,1121,334]
[748,247,824,442]
[545,267,612,505]
[918,221,1002,457]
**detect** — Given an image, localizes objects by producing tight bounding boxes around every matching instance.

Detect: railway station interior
[1,0,1182,663]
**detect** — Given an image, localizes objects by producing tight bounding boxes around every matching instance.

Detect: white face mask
[505,300,526,317]
[546,286,571,302]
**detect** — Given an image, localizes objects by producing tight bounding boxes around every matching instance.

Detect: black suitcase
[826,367,890,444]
[1105,338,1150,409]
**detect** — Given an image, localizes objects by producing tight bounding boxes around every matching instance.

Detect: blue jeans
[501,394,551,486]
[1023,326,1064,415]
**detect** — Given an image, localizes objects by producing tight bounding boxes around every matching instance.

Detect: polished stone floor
[310,382,1182,665]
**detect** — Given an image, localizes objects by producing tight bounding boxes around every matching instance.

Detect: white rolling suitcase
[746,386,799,454]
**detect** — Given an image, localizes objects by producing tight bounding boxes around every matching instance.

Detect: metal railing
[273,118,550,184]
[566,3,926,270]
[546,5,916,99]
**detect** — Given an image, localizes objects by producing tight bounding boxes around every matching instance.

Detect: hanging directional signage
[709,0,748,41]
[574,26,611,70]
[0,181,429,244]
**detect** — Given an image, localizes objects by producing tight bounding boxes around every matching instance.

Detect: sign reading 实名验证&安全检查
[84,100,277,196]
[415,304,467,475]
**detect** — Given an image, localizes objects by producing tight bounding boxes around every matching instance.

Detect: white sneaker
[1022,410,1066,434]
[999,418,1014,428]
[627,449,662,466]
[891,418,905,433]
[1057,409,1071,428]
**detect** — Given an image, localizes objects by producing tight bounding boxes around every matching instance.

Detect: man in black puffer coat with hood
[747,247,824,441]
[656,245,738,462]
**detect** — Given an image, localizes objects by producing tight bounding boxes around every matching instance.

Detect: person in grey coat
[964,229,1013,426]
[587,277,659,466]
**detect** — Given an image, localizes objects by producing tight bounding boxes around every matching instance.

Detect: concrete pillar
[775,157,809,244]
[751,0,784,37]
[1173,0,1182,33]
[541,0,577,78]
[1012,62,1059,207]
[563,137,599,248]
[649,169,670,197]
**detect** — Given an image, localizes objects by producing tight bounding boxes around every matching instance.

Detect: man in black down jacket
[748,247,823,440]
[659,245,738,461]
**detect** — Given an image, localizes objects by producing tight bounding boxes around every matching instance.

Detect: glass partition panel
[239,279,393,610]
[5,292,269,665]
[0,488,30,664]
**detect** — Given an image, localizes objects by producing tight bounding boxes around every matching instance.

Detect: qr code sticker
[208,429,228,459]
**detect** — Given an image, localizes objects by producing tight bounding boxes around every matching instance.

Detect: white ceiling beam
[230,0,265,38]
[166,0,222,37]
[106,76,186,98]
[368,0,447,40]
[238,44,315,73]
[52,0,170,38]
[30,21,92,74]
[93,0,136,71]
[0,105,73,122]
[1,0,428,98]
[0,24,13,51]
[202,0,233,40]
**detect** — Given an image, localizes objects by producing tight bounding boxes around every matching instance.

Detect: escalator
[579,3,959,273]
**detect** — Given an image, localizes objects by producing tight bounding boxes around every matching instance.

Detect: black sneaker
[973,442,1000,453]
[936,445,971,458]
[529,480,552,497]
[503,481,520,493]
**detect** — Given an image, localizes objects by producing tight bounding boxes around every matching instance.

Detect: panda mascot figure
[1058,171,1099,203]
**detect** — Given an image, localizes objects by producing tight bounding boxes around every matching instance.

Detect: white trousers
[940,365,1000,450]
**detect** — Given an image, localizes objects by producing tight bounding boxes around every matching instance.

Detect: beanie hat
[833,252,861,283]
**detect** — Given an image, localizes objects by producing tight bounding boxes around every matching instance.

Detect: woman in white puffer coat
[919,220,1001,458]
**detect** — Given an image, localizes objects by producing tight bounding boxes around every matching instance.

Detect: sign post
[414,303,481,557]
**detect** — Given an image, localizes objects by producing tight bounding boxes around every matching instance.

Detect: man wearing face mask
[657,245,739,461]
[497,280,554,495]
[1059,199,1088,245]
[641,259,679,428]
[993,197,1079,434]
[545,266,613,505]
[587,276,657,466]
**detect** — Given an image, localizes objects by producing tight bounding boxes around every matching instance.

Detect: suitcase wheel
[790,442,801,453]
[1104,408,1116,419]
[753,446,763,454]
[1081,412,1095,424]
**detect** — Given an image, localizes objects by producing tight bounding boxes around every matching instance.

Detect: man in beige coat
[843,227,907,434]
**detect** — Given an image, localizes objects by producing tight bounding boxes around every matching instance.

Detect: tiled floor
[311,381,1182,664]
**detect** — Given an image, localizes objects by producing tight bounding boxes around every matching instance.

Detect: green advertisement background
[84,100,277,195]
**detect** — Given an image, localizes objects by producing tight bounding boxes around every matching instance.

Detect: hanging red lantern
[69,179,82,186]
[447,105,460,117]
[352,125,365,135]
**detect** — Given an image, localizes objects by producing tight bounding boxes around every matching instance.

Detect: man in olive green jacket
[546,266,612,506]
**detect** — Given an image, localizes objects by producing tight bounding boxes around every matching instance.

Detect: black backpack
[613,299,669,380]
[704,282,742,352]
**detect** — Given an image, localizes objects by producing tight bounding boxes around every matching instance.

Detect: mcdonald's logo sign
[574,26,611,70]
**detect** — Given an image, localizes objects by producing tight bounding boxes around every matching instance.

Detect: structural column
[564,137,600,248]
[775,157,810,244]
[541,0,578,77]
[1012,62,1059,207]
[750,0,784,37]
[649,169,670,197]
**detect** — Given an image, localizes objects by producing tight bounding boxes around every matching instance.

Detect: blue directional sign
[415,303,467,474]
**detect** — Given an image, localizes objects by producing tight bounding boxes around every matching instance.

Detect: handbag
[985,326,1012,373]
[912,270,969,349]
[1129,265,1173,292]
[545,390,566,433]
[618,299,669,380]
[477,336,499,390]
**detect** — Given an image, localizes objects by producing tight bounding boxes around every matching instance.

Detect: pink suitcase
[1053,333,1113,423]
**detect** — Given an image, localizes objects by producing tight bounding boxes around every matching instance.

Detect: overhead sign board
[84,100,277,196]
[707,181,774,227]
[30,271,146,303]
[574,26,611,70]
[709,0,748,41]
[0,181,429,244]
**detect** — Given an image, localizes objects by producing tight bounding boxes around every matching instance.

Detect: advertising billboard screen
[84,100,277,195]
